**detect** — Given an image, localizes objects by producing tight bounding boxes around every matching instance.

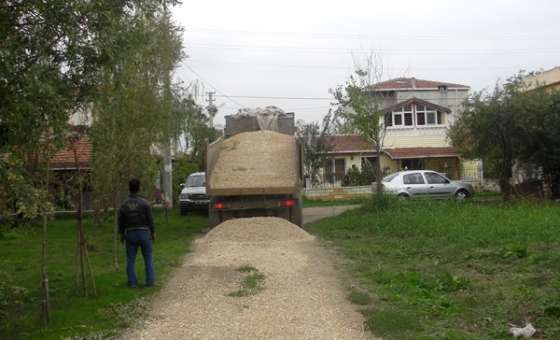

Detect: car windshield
[382,173,399,182]
[186,174,205,187]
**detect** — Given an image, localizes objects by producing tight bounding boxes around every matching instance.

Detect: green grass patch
[229,266,265,297]
[308,198,560,339]
[349,288,372,306]
[237,264,258,273]
[0,210,206,339]
[365,309,423,339]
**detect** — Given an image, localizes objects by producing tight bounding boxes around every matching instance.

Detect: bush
[343,167,362,186]
[342,163,376,187]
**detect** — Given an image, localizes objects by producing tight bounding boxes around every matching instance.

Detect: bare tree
[333,53,386,193]
[296,110,334,186]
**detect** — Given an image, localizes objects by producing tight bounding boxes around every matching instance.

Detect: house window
[416,105,425,125]
[391,106,413,127]
[401,158,423,170]
[384,112,392,127]
[403,105,413,126]
[394,111,402,126]
[427,110,437,124]
[389,103,445,128]
[324,158,346,184]
[417,104,442,126]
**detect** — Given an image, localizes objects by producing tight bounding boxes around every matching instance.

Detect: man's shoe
[128,283,137,288]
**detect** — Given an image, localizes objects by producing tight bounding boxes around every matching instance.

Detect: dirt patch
[121,217,373,339]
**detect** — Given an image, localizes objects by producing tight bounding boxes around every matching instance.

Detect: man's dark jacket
[118,195,155,236]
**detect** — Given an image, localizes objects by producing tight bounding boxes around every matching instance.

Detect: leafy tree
[183,97,221,170]
[515,88,560,198]
[333,54,386,193]
[90,6,186,270]
[295,110,333,186]
[449,78,526,200]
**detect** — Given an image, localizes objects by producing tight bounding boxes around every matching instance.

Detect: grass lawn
[308,197,560,339]
[0,209,207,339]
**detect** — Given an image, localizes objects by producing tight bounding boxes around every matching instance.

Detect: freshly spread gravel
[208,131,297,191]
[121,217,373,340]
[205,217,312,243]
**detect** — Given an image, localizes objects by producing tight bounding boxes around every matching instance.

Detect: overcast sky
[173,0,560,125]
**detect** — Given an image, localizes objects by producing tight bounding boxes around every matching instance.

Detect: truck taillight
[214,202,224,210]
[281,199,296,208]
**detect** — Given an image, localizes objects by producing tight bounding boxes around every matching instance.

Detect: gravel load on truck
[208,130,297,191]
[205,217,312,243]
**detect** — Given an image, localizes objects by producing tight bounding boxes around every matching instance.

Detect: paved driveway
[302,205,360,225]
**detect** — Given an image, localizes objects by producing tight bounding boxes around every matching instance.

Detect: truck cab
[179,172,209,215]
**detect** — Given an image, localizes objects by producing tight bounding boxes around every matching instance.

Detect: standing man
[118,179,156,287]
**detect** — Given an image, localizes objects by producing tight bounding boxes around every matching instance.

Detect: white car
[382,170,474,199]
[179,172,209,215]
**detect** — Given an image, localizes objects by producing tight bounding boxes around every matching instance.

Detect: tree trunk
[375,146,384,194]
[74,148,88,296]
[501,151,513,201]
[41,157,50,326]
[113,194,119,271]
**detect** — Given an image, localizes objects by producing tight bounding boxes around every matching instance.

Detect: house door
[334,159,345,183]
[401,158,423,170]
[324,158,345,184]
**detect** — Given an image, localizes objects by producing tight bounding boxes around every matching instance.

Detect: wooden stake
[41,153,50,327]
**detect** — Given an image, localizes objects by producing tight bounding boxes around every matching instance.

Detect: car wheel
[180,205,188,216]
[455,189,470,200]
[397,193,409,199]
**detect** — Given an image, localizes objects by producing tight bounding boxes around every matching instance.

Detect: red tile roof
[371,77,469,91]
[326,135,375,153]
[50,134,92,169]
[384,147,460,159]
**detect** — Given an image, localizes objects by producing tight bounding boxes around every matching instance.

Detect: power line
[185,42,560,55]
[216,95,333,101]
[187,59,532,72]
[187,27,560,41]
[183,63,244,108]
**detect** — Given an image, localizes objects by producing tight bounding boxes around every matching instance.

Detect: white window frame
[415,104,445,128]
[389,106,414,129]
[387,103,447,129]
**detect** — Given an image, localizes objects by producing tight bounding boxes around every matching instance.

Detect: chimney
[411,77,416,89]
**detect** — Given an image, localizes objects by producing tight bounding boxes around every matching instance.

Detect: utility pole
[206,91,217,128]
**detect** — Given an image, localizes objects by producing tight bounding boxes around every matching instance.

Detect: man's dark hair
[129,178,141,194]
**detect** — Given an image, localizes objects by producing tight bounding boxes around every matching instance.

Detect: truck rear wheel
[292,198,303,227]
[208,209,221,228]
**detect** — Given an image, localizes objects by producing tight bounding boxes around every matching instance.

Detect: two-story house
[375,77,470,179]
[320,77,480,185]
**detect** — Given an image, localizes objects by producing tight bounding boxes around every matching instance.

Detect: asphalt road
[302,205,360,225]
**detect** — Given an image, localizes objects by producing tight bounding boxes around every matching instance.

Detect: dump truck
[206,107,303,228]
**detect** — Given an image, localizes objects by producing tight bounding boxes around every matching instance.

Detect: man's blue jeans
[125,229,155,286]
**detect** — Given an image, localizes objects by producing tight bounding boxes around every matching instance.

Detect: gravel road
[302,205,361,225]
[121,217,373,340]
